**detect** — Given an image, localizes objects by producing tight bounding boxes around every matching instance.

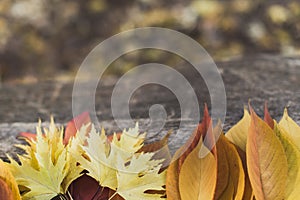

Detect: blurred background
[0,0,300,83]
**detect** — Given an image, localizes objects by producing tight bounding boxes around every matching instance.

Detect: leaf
[76,123,166,199]
[64,111,91,144]
[74,126,118,190]
[18,112,91,145]
[63,124,91,192]
[274,123,300,200]
[8,118,70,199]
[178,136,217,200]
[0,160,21,200]
[139,130,172,171]
[214,133,245,200]
[114,154,166,199]
[234,146,254,200]
[178,104,214,171]
[0,178,14,200]
[226,108,251,151]
[246,108,288,200]
[166,146,184,200]
[264,102,274,129]
[68,174,111,200]
[279,108,300,150]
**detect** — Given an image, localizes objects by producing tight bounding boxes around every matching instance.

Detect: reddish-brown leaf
[264,102,274,129]
[68,174,110,200]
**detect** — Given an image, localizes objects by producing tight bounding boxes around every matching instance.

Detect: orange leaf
[214,133,245,200]
[178,137,217,200]
[64,112,91,144]
[166,146,184,200]
[178,104,214,171]
[247,107,288,200]
[18,132,37,141]
[0,160,21,200]
[0,179,13,200]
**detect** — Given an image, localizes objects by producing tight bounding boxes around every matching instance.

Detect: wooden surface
[1,54,300,159]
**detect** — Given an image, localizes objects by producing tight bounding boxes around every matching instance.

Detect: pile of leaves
[0,104,300,200]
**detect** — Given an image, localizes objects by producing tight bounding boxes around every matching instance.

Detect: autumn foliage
[1,104,300,200]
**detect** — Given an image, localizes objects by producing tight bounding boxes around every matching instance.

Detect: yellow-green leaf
[279,108,300,150]
[226,108,251,151]
[247,108,288,200]
[275,122,300,200]
[8,119,70,200]
[178,137,217,200]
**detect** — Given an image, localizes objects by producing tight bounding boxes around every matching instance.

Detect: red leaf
[64,112,91,144]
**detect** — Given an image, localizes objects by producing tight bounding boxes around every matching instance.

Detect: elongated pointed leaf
[264,102,274,129]
[166,146,184,200]
[179,137,217,200]
[178,105,214,170]
[226,108,251,151]
[275,123,300,200]
[214,133,245,200]
[247,108,288,200]
[235,146,254,200]
[279,108,300,150]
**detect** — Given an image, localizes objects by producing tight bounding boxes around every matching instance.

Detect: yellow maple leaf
[7,118,72,199]
[76,123,166,199]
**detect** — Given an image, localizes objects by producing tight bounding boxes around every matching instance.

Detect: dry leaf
[274,123,300,200]
[75,123,166,199]
[64,111,91,144]
[0,160,21,200]
[178,136,217,200]
[234,146,254,200]
[68,174,111,200]
[18,112,91,145]
[214,133,245,200]
[226,108,251,151]
[114,154,166,199]
[178,104,214,171]
[139,130,172,171]
[247,107,288,200]
[279,108,300,150]
[8,118,71,199]
[166,146,183,200]
[263,102,274,129]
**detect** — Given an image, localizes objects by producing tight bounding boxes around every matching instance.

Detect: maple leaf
[18,112,91,145]
[7,118,71,199]
[114,154,166,199]
[74,123,166,199]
